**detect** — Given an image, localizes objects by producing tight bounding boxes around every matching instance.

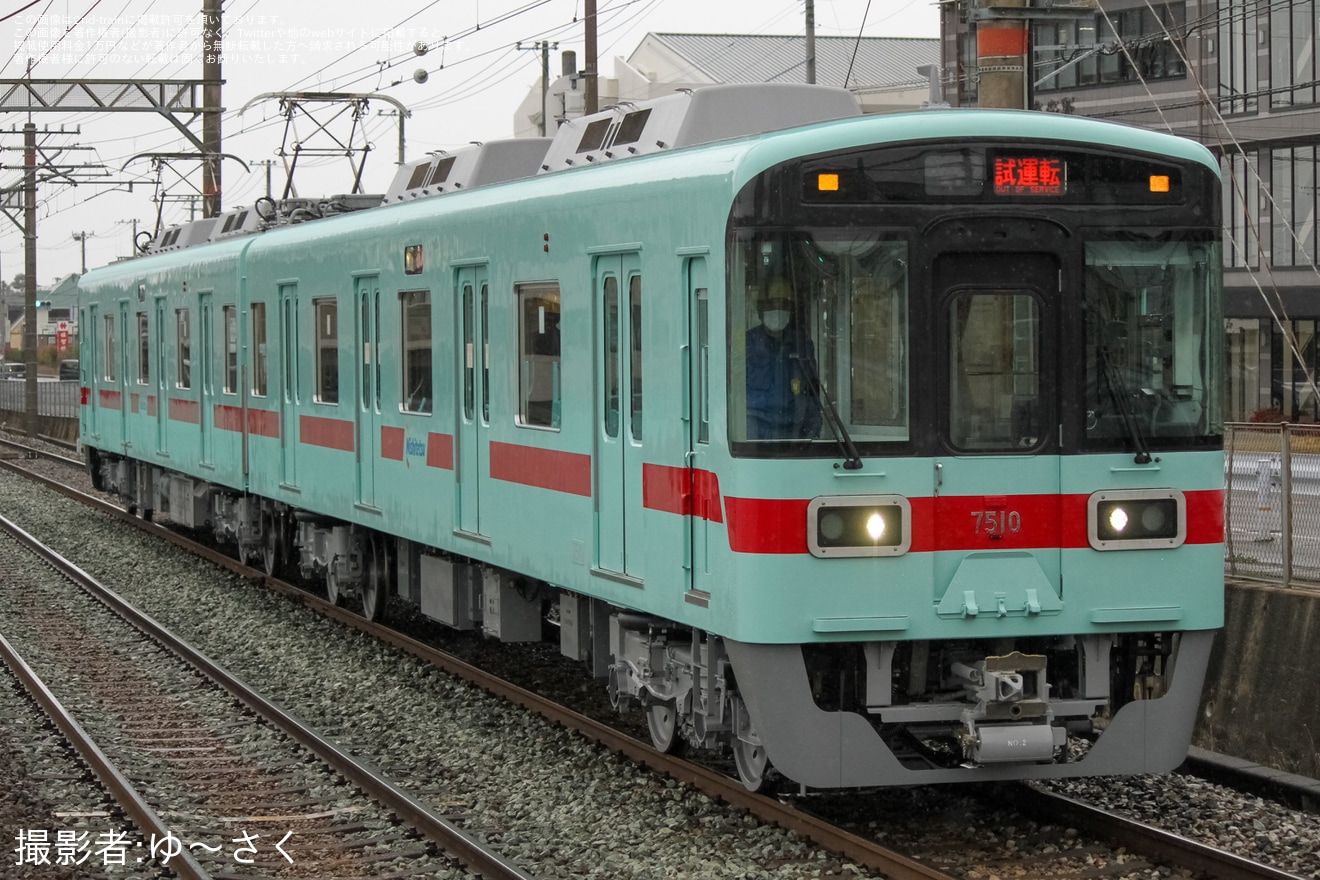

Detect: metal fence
[0,379,81,420]
[1225,422,1320,586]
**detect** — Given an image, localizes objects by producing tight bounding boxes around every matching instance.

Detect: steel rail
[1009,784,1309,880]
[0,543,212,880]
[0,460,954,879]
[0,509,539,880]
[0,434,83,467]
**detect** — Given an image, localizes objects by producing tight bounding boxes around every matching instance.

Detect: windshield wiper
[1098,346,1154,465]
[793,353,863,470]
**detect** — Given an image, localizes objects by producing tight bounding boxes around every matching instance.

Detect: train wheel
[325,566,344,606]
[260,512,281,577]
[646,700,686,755]
[360,534,385,623]
[732,737,769,792]
[730,696,770,792]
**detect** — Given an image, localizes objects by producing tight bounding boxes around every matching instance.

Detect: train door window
[401,290,431,414]
[481,283,490,422]
[222,304,238,394]
[947,292,1040,451]
[176,309,191,389]
[629,274,643,441]
[282,296,297,405]
[462,283,475,420]
[315,298,339,404]
[696,288,710,444]
[137,312,150,384]
[104,314,116,382]
[251,302,268,397]
[603,277,619,438]
[516,282,561,429]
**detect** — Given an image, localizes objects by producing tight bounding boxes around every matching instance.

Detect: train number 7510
[972,509,1022,536]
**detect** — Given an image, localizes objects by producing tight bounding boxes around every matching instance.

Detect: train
[77,83,1225,791]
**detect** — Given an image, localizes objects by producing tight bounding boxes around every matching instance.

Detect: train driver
[745,278,823,440]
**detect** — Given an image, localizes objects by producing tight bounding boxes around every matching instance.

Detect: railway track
[0,511,535,880]
[0,434,1313,880]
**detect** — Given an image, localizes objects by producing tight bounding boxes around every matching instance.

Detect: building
[514,32,940,137]
[3,274,79,355]
[940,1,1320,423]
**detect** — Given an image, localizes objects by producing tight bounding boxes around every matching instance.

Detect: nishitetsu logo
[405,436,427,459]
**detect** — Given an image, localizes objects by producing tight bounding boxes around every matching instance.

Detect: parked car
[1,362,24,379]
[58,359,79,381]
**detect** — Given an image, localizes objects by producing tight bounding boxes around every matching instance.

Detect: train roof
[133,83,863,259]
[104,98,1219,277]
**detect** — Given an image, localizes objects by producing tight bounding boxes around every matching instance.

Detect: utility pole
[251,159,277,198]
[584,0,598,114]
[120,218,139,256]
[974,0,1028,109]
[202,0,223,217]
[23,120,37,436]
[805,0,816,85]
[71,231,90,273]
[517,41,558,136]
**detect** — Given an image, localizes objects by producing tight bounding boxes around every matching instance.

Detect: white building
[515,32,941,137]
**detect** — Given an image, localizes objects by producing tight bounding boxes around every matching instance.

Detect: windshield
[729,231,909,450]
[1082,236,1222,449]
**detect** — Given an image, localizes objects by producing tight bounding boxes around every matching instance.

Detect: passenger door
[355,275,380,508]
[931,248,1063,617]
[85,305,98,438]
[198,293,215,467]
[278,284,298,487]
[455,265,489,538]
[155,298,168,454]
[684,257,714,598]
[594,253,644,580]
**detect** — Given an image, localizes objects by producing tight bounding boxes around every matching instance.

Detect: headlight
[1087,489,1186,550]
[807,495,911,558]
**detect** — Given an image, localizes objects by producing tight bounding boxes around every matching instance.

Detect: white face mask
[763,310,790,333]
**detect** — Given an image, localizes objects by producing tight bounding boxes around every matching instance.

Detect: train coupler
[954,651,1063,764]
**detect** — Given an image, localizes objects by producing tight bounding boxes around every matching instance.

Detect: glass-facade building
[942,0,1320,422]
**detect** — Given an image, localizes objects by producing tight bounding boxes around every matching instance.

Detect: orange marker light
[1149,175,1171,193]
[818,173,840,192]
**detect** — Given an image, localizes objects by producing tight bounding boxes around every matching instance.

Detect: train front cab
[704,122,1225,789]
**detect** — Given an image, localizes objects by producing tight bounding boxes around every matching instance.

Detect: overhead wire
[1110,0,1320,411]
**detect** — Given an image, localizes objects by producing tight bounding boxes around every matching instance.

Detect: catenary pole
[202,0,222,217]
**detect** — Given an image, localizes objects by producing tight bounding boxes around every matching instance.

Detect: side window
[401,290,431,413]
[104,314,116,382]
[462,283,475,420]
[222,304,238,394]
[137,312,150,384]
[517,282,561,429]
[176,309,191,389]
[315,298,339,404]
[481,283,490,421]
[629,274,643,440]
[696,288,709,444]
[251,302,268,397]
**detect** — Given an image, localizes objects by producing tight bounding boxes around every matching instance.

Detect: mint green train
[78,85,1224,790]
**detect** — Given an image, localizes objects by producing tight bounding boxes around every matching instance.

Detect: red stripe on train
[381,426,404,461]
[212,405,281,438]
[489,441,591,496]
[300,414,354,452]
[168,398,199,424]
[642,463,725,523]
[725,490,1225,555]
[427,433,454,469]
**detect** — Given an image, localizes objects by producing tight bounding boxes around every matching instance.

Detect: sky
[0,0,939,282]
